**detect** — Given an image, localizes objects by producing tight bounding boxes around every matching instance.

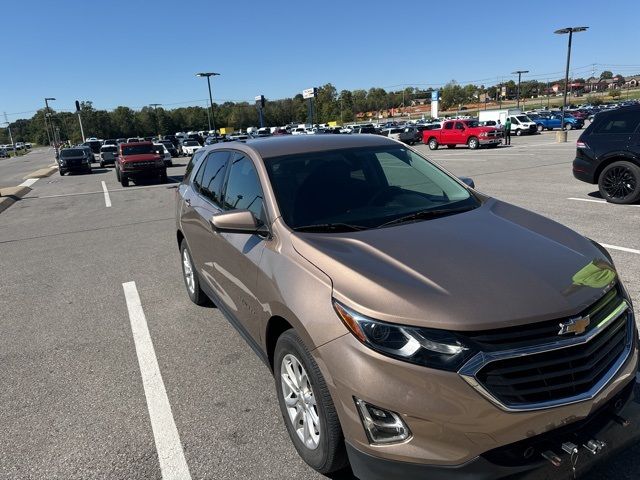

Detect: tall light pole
[44,97,55,147]
[512,70,529,109]
[554,27,588,132]
[196,72,220,140]
[44,97,57,155]
[149,103,162,138]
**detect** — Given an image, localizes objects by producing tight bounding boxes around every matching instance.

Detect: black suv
[58,148,93,175]
[573,105,640,204]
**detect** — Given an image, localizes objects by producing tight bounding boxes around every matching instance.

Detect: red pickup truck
[423,120,501,150]
[115,141,167,187]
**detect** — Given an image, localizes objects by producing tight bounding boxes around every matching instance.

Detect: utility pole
[44,97,57,156]
[3,113,16,155]
[554,27,588,132]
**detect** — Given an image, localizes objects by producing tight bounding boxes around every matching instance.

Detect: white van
[478,109,537,136]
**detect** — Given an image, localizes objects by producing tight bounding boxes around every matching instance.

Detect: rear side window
[443,122,453,130]
[223,155,264,220]
[593,111,640,134]
[197,151,231,206]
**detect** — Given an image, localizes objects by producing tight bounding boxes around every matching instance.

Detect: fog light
[354,398,411,444]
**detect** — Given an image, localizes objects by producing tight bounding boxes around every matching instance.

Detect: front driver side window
[223,154,265,221]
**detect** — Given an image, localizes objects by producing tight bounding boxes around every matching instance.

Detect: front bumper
[314,330,638,475]
[479,138,501,145]
[345,373,640,480]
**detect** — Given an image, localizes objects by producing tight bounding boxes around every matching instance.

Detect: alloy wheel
[182,249,195,294]
[280,354,321,450]
[602,166,637,200]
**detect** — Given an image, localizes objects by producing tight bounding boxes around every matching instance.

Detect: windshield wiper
[376,206,476,229]
[293,223,368,233]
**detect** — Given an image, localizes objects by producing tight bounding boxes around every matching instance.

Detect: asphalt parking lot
[0,133,639,480]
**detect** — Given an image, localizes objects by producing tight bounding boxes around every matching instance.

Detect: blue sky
[2,0,639,120]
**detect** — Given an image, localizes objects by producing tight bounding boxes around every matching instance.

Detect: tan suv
[175,135,639,479]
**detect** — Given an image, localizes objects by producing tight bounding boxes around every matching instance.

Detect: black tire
[59,169,65,176]
[120,174,129,187]
[159,169,168,183]
[274,330,348,475]
[515,129,523,136]
[428,138,438,150]
[598,161,640,204]
[179,240,211,306]
[447,144,456,149]
[468,136,479,150]
[100,161,105,168]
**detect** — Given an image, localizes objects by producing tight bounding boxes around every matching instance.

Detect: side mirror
[459,176,475,188]
[211,209,267,235]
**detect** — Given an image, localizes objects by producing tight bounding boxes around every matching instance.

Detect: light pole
[44,97,55,147]
[149,103,162,138]
[554,26,588,132]
[44,97,57,155]
[196,72,220,140]
[512,70,529,109]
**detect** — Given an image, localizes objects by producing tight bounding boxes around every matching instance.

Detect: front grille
[465,287,622,350]
[475,311,629,405]
[125,161,156,169]
[460,285,634,410]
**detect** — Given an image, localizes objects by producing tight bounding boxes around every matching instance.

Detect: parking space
[1,135,639,479]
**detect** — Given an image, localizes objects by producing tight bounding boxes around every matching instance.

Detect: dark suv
[58,148,93,175]
[573,105,640,204]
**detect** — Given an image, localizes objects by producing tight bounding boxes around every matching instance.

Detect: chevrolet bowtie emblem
[558,315,591,335]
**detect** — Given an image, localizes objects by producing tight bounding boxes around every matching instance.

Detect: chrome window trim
[458,301,632,412]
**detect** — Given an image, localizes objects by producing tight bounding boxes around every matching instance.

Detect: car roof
[206,133,397,159]
[121,141,153,147]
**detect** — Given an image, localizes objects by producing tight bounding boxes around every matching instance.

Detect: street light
[554,26,588,132]
[149,103,162,138]
[511,70,529,109]
[196,72,220,139]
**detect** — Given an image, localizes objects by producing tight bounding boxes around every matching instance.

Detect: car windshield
[60,149,84,158]
[264,145,479,230]
[464,121,480,128]
[101,146,117,152]
[122,144,153,155]
[516,115,530,122]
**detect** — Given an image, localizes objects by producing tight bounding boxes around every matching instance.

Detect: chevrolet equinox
[175,135,639,479]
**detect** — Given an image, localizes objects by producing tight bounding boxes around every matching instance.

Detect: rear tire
[428,138,438,150]
[515,129,522,136]
[598,161,640,204]
[180,239,211,306]
[565,123,573,131]
[59,169,65,176]
[274,330,348,475]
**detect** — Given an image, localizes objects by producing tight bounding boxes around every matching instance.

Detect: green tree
[600,71,613,79]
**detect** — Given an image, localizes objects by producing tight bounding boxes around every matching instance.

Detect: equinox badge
[558,316,591,336]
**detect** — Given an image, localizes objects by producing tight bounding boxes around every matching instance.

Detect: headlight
[333,300,476,371]
[59,159,66,166]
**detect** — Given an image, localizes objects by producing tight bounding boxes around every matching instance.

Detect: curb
[23,165,58,179]
[0,186,32,214]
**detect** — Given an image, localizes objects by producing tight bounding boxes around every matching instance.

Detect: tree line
[1,71,627,144]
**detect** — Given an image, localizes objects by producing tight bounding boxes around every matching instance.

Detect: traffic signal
[75,100,81,112]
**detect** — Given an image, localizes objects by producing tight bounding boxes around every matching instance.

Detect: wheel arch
[265,315,294,372]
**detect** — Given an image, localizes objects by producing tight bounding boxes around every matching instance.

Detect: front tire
[515,129,522,136]
[565,123,573,131]
[598,161,640,204]
[537,124,544,132]
[468,137,479,149]
[120,174,129,187]
[428,138,438,150]
[274,330,347,475]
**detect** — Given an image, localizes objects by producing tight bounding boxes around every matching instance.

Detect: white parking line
[122,281,192,480]
[568,197,640,207]
[19,178,39,187]
[101,181,111,207]
[600,244,640,255]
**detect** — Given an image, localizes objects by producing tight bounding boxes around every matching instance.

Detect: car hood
[472,126,498,133]
[290,199,616,331]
